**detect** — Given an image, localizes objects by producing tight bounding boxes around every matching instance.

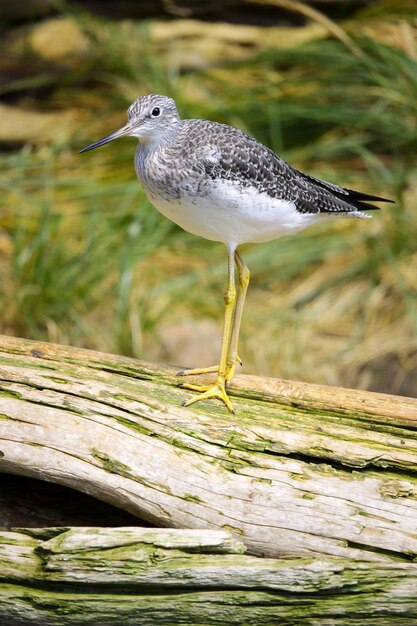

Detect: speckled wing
[189,120,392,215]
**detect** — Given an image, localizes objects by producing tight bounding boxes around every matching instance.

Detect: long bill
[79,123,133,153]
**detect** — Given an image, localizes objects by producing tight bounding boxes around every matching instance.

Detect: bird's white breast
[144,179,319,248]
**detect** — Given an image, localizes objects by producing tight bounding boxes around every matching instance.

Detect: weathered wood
[0,334,417,562]
[1,526,417,625]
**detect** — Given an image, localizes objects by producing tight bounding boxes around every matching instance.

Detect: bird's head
[80,95,180,153]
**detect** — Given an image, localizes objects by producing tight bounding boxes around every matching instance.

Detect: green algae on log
[0,335,417,562]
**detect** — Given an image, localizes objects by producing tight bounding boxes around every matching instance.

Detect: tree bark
[1,526,417,625]
[1,334,417,562]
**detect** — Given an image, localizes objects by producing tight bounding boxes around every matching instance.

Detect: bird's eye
[151,107,161,117]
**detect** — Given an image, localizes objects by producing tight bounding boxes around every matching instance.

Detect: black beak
[79,123,133,153]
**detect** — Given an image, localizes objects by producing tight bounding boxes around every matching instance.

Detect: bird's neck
[139,123,182,151]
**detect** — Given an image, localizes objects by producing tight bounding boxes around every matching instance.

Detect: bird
[80,94,392,413]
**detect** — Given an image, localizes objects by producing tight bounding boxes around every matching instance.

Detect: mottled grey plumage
[82,94,392,237]
[127,95,389,218]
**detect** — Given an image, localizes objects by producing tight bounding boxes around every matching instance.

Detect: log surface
[0,334,417,561]
[1,526,417,625]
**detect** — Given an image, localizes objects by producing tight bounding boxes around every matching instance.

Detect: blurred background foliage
[1,0,416,396]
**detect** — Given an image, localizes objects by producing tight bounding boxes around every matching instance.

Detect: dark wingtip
[345,188,394,204]
[363,195,395,204]
[378,197,395,204]
[339,188,394,213]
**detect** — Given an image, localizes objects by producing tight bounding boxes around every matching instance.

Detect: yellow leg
[224,250,250,383]
[177,251,247,382]
[181,247,237,412]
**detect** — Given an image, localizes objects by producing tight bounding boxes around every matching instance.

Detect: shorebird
[80,94,392,413]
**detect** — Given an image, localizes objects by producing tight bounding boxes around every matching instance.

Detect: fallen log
[1,526,417,625]
[0,334,417,562]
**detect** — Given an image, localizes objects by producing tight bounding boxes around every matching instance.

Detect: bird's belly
[144,180,317,247]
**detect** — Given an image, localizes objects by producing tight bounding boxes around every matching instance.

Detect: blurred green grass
[1,4,416,395]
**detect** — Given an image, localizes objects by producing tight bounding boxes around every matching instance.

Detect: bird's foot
[177,365,218,376]
[177,355,242,381]
[181,380,235,413]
